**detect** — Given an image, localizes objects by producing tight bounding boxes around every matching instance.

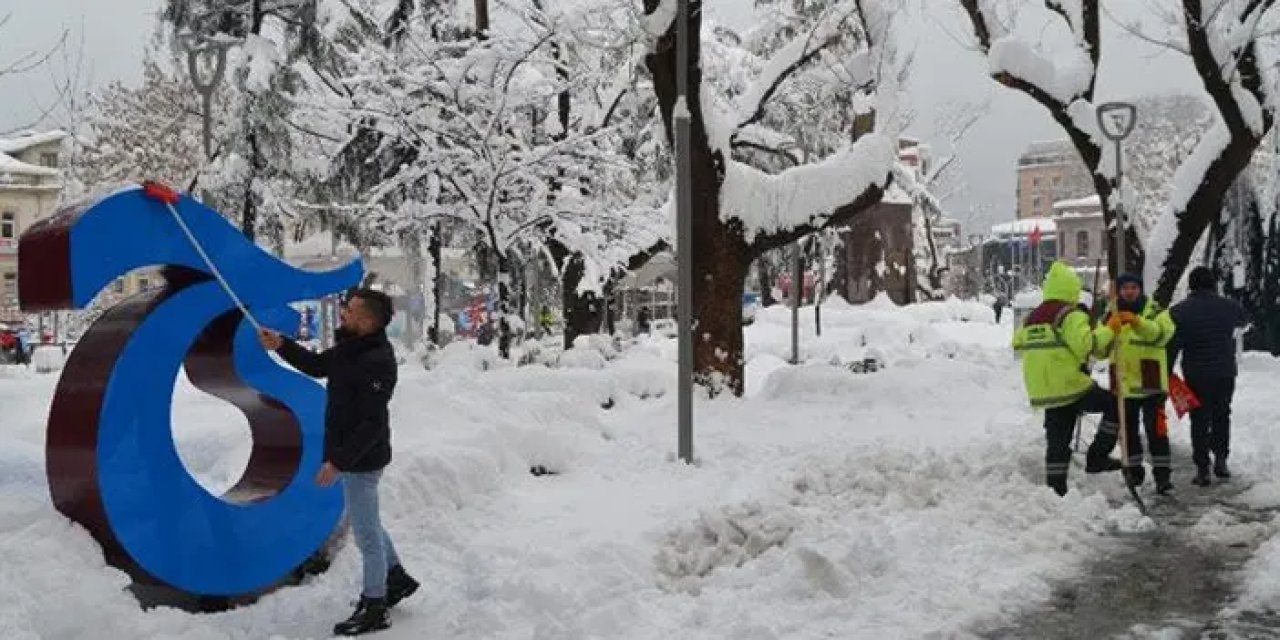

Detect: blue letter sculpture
[18,184,363,600]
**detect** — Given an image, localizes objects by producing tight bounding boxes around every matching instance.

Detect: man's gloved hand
[1119,311,1141,328]
[1106,313,1125,333]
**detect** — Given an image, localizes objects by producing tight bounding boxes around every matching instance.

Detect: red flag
[1169,374,1201,419]
[1029,225,1042,247]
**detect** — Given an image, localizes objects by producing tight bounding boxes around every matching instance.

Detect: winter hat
[1189,267,1216,292]
[1115,273,1143,291]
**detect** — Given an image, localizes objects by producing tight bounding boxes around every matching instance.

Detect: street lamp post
[675,0,694,464]
[1097,102,1138,278]
[1097,101,1143,511]
[791,241,802,364]
[178,30,234,202]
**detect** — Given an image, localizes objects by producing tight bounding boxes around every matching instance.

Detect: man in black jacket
[1170,267,1250,486]
[259,289,418,636]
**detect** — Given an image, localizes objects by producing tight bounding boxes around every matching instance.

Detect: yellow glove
[1119,311,1141,328]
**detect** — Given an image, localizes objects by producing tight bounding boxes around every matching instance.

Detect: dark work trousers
[1123,394,1171,482]
[1185,374,1236,470]
[1043,385,1120,493]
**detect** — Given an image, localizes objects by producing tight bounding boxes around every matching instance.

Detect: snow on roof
[990,217,1056,236]
[0,130,67,155]
[1053,194,1101,209]
[0,152,57,177]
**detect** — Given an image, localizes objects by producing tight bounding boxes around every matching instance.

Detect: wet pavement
[985,455,1280,639]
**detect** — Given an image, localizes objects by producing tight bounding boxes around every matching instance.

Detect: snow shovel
[1109,312,1148,516]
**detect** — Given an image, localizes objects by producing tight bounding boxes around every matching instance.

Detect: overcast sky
[0,0,1206,234]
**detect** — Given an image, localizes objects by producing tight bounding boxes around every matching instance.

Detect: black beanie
[1188,267,1216,292]
[1115,273,1143,290]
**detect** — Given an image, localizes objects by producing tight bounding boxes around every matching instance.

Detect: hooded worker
[1095,272,1177,494]
[1013,261,1122,496]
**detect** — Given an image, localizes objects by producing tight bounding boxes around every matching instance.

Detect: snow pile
[29,347,64,374]
[745,295,1006,376]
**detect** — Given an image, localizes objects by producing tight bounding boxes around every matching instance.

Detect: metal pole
[675,0,694,464]
[1116,139,1125,276]
[430,222,443,346]
[815,236,823,337]
[791,241,802,364]
[184,37,229,204]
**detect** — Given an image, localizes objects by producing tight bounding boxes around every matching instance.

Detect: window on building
[138,277,151,291]
[1032,177,1041,187]
[113,279,125,294]
[1077,230,1090,258]
[1031,195,1043,212]
[1,212,14,239]
[2,272,15,301]
[1053,176,1063,187]
[39,152,59,168]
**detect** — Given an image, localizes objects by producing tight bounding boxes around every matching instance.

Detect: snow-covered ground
[1208,354,1280,616]
[0,298,1273,639]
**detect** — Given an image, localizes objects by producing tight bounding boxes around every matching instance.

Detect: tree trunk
[756,257,778,307]
[560,252,603,349]
[403,231,425,346]
[496,253,513,359]
[1153,138,1259,305]
[428,223,442,345]
[645,0,752,395]
[474,0,489,36]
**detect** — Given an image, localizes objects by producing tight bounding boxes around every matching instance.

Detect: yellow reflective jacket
[1012,262,1101,409]
[1095,298,1176,398]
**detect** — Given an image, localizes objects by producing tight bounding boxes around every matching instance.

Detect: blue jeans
[342,470,401,598]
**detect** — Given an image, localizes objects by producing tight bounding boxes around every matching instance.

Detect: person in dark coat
[1169,267,1250,486]
[993,295,1007,324]
[259,289,418,636]
[636,306,652,335]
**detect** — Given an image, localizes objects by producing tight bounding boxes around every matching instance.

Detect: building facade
[1016,140,1093,220]
[1051,194,1108,288]
[0,131,66,318]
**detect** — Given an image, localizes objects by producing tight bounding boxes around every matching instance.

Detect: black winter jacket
[1169,291,1249,379]
[277,329,397,472]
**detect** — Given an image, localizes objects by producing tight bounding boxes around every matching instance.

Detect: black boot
[1154,469,1173,495]
[1085,454,1122,473]
[1214,457,1232,479]
[1192,467,1213,487]
[386,565,420,609]
[334,597,390,636]
[1047,475,1068,497]
[1124,466,1145,487]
